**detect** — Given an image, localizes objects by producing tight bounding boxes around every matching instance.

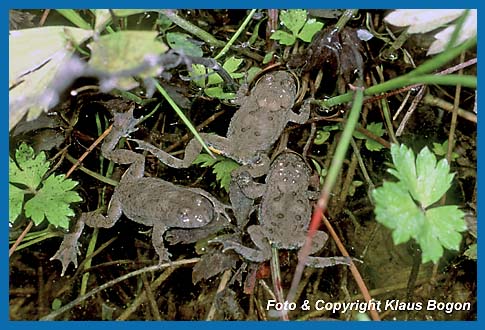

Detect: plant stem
[160,10,225,48]
[155,81,215,158]
[56,9,91,30]
[214,9,257,60]
[318,36,476,109]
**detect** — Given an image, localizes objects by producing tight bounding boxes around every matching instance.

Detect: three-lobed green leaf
[373,144,466,263]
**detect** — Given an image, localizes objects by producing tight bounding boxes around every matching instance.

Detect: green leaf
[9,143,49,189]
[464,243,477,260]
[374,143,465,264]
[213,159,240,192]
[417,205,465,263]
[388,144,419,203]
[365,122,385,151]
[425,206,466,249]
[270,30,296,46]
[414,147,454,207]
[354,122,385,151]
[88,31,168,90]
[263,52,274,64]
[314,131,331,145]
[298,19,323,42]
[204,86,236,100]
[193,154,239,192]
[280,10,307,35]
[166,32,203,57]
[24,174,82,228]
[190,64,209,88]
[9,143,81,228]
[9,184,24,223]
[373,181,425,244]
[207,56,244,85]
[193,153,219,167]
[432,140,459,160]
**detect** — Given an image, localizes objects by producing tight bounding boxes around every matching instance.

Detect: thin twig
[40,258,199,320]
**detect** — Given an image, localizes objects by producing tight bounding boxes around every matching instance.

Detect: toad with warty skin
[52,108,231,275]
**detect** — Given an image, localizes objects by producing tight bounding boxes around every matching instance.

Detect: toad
[213,151,350,268]
[51,107,231,275]
[132,71,309,178]
[131,71,309,226]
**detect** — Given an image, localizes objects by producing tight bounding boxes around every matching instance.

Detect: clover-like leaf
[353,122,385,151]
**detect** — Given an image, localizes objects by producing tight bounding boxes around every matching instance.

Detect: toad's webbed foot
[50,218,86,276]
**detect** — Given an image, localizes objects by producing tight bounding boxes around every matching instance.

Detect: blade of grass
[214,9,257,60]
[318,36,476,109]
[56,9,91,30]
[154,81,215,158]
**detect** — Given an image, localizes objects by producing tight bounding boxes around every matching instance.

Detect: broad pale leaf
[384,9,464,34]
[9,26,93,130]
[270,30,296,46]
[427,10,477,55]
[166,32,203,57]
[417,205,465,263]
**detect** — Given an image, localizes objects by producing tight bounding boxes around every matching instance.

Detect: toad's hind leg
[213,225,271,263]
[304,230,351,268]
[151,224,172,264]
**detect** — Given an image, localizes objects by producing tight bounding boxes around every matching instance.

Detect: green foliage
[353,122,385,151]
[270,10,323,46]
[432,140,459,161]
[9,143,82,229]
[373,144,466,263]
[464,243,477,260]
[88,30,168,90]
[166,32,203,57]
[191,56,248,99]
[314,125,339,145]
[193,153,240,192]
[310,159,327,187]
